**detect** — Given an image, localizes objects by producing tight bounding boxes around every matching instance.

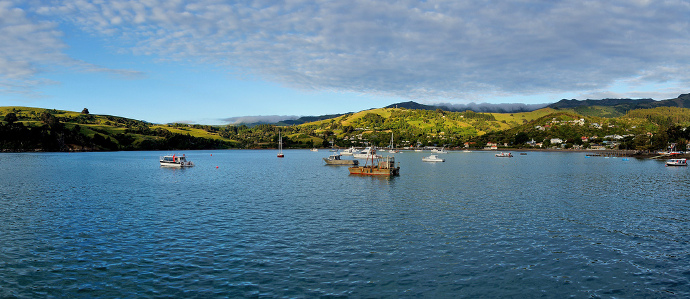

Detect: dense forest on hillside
[3,104,690,152]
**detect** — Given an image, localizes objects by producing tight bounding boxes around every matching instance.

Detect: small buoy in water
[216,166,219,168]
[211,154,212,156]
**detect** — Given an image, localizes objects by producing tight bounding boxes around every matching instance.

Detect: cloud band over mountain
[221,115,300,125]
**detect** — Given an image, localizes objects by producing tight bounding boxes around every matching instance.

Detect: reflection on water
[1,150,689,297]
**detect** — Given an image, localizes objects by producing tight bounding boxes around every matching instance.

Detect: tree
[4,113,18,125]
[41,112,63,130]
[81,108,90,114]
[513,132,529,146]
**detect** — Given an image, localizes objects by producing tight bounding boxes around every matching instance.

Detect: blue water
[1,150,689,297]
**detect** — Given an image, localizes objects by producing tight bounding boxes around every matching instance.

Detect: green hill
[3,104,690,152]
[0,107,238,151]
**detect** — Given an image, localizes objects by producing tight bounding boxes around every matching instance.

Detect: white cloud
[0,0,66,95]
[10,0,690,101]
[0,0,142,96]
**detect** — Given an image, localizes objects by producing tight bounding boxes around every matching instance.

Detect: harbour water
[1,150,689,297]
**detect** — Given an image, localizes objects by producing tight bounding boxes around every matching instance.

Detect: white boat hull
[160,161,194,167]
[422,155,445,162]
[666,159,687,166]
[340,147,356,155]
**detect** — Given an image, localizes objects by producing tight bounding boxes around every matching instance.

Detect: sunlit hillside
[0,107,237,151]
[3,105,690,152]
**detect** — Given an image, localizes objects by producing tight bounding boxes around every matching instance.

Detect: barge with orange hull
[348,155,399,176]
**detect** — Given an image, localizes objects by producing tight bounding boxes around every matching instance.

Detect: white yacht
[431,147,447,154]
[353,147,382,159]
[388,133,398,153]
[422,154,445,162]
[340,147,356,156]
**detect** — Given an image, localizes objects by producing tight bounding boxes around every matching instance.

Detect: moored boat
[160,154,194,167]
[348,155,399,176]
[495,152,513,157]
[431,147,447,154]
[666,158,687,166]
[323,153,359,165]
[340,147,356,156]
[388,133,398,153]
[353,147,382,160]
[277,131,284,158]
[422,154,445,162]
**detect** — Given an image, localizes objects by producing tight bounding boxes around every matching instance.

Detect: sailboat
[277,131,284,158]
[388,133,398,153]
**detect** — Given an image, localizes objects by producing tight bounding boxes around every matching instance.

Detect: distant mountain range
[236,93,690,125]
[385,101,549,113]
[387,93,690,113]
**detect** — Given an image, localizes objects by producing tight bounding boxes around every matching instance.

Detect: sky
[1,0,690,125]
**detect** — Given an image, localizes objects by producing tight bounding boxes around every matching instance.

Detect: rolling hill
[3,94,690,152]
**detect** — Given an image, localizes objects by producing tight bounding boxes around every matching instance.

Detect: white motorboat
[353,147,382,159]
[495,152,513,157]
[160,154,194,167]
[340,147,356,156]
[431,147,447,154]
[422,154,445,162]
[666,158,687,166]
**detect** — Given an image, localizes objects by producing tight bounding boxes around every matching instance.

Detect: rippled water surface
[1,150,690,297]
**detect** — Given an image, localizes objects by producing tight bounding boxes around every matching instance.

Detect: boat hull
[348,166,399,176]
[422,158,444,162]
[666,159,687,166]
[323,158,358,165]
[160,161,194,167]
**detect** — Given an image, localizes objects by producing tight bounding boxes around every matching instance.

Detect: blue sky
[1,0,689,125]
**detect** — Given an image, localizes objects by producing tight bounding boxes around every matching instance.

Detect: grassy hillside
[3,104,690,152]
[0,107,237,151]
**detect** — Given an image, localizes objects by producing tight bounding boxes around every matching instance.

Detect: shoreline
[2,147,687,159]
